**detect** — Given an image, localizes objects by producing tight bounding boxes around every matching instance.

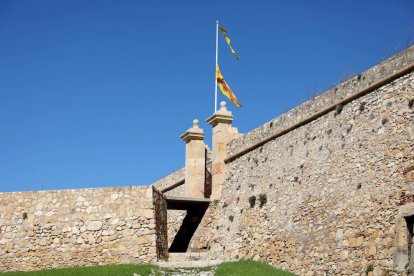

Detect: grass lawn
[0,264,156,276]
[215,260,296,276]
[1,260,296,275]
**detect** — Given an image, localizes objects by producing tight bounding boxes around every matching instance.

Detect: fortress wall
[164,185,186,248]
[0,186,156,272]
[227,46,414,159]
[151,169,186,248]
[191,71,414,274]
[152,167,185,192]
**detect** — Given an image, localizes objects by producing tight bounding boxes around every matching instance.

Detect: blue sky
[0,1,413,192]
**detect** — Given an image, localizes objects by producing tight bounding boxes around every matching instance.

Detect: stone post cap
[206,101,234,126]
[180,118,204,142]
[217,101,232,115]
[192,119,200,128]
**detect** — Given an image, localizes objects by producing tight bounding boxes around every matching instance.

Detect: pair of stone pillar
[180,102,238,200]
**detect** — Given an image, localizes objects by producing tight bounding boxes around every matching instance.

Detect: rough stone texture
[227,46,414,159]
[0,186,156,272]
[151,169,187,248]
[163,186,187,248]
[190,71,414,275]
[152,167,185,192]
[153,176,187,248]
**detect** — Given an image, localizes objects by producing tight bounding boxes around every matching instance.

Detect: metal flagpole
[215,20,219,112]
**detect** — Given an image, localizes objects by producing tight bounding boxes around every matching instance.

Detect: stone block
[87,221,103,231]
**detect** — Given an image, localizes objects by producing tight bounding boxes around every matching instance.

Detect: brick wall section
[190,71,414,275]
[0,186,156,272]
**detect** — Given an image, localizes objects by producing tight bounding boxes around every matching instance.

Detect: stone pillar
[206,101,239,200]
[180,119,206,198]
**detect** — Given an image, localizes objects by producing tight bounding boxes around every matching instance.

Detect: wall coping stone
[0,185,149,196]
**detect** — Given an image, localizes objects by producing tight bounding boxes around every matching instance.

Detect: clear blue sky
[0,1,413,192]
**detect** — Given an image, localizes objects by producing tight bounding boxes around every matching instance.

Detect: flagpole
[215,20,219,112]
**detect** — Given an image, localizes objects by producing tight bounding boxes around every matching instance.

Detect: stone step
[168,252,209,262]
[157,259,224,269]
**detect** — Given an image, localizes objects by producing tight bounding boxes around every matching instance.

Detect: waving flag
[216,64,241,107]
[218,24,239,60]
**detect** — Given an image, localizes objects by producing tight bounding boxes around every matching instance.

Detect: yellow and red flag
[218,24,239,60]
[216,64,241,107]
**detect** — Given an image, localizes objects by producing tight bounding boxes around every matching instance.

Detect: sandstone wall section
[0,186,156,272]
[190,71,414,275]
[227,47,414,159]
[152,167,185,193]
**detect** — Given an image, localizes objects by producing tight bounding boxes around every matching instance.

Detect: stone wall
[189,70,414,274]
[0,186,156,272]
[227,46,414,159]
[152,167,185,192]
[152,169,186,248]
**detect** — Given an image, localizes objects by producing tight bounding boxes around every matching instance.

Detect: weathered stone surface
[188,48,414,275]
[86,221,103,231]
[0,186,156,272]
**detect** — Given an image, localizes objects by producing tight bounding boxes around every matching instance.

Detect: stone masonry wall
[152,167,185,192]
[0,186,156,272]
[152,170,186,248]
[190,70,414,274]
[164,186,186,249]
[228,46,414,159]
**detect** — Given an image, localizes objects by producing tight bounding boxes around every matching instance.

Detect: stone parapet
[227,46,414,159]
[190,71,414,275]
[151,167,185,192]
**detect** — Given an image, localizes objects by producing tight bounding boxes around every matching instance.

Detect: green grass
[0,264,156,276]
[1,260,296,276]
[215,260,296,276]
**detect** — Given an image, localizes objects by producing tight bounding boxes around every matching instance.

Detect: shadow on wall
[169,205,209,252]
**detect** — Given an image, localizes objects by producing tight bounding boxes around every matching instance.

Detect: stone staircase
[157,252,224,269]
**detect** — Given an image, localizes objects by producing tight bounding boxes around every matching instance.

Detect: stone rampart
[190,70,414,275]
[227,46,414,159]
[152,167,185,193]
[0,186,156,272]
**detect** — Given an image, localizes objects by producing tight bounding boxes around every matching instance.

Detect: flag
[216,64,241,107]
[218,24,239,60]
